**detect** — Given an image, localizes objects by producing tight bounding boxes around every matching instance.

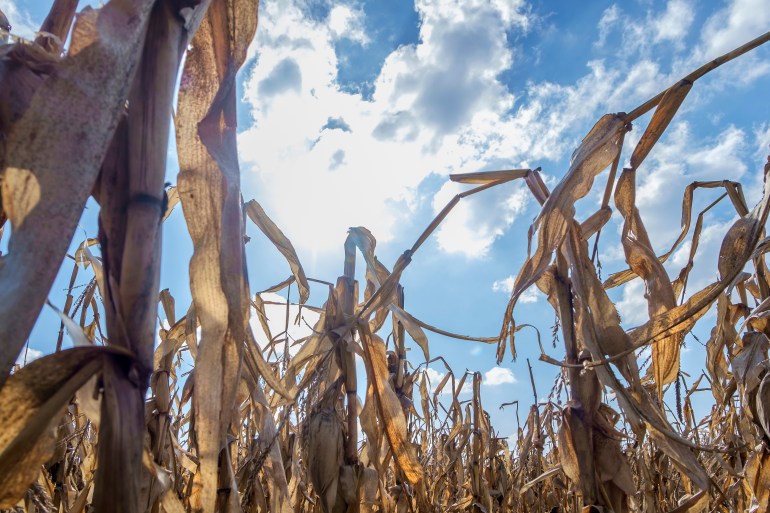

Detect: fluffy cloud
[424,366,472,396]
[15,347,42,366]
[491,275,539,303]
[595,0,769,87]
[696,0,770,60]
[483,366,517,386]
[615,279,649,326]
[755,123,770,167]
[242,0,649,258]
[653,0,695,44]
[432,181,530,258]
[594,0,695,56]
[239,0,768,263]
[424,366,444,384]
[595,5,620,49]
[328,4,368,44]
[0,0,38,39]
[240,0,539,255]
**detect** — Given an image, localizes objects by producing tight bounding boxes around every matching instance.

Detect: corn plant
[0,1,770,512]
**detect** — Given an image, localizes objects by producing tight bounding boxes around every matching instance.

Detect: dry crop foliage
[0,1,769,512]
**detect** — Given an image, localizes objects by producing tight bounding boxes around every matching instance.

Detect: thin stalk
[625,30,770,122]
[394,285,406,389]
[341,238,358,464]
[93,1,189,510]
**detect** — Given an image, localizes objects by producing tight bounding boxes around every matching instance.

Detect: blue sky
[5,0,770,439]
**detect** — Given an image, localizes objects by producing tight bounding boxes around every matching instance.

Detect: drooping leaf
[245,200,310,305]
[358,323,424,486]
[614,167,681,392]
[629,79,692,170]
[175,0,260,509]
[499,114,627,360]
[388,303,430,362]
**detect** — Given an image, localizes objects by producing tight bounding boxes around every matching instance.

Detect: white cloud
[756,123,770,154]
[616,279,650,327]
[521,286,540,304]
[696,0,770,60]
[328,5,368,44]
[590,0,770,98]
[15,347,42,366]
[424,367,473,396]
[492,275,516,294]
[483,366,517,386]
[745,124,770,206]
[652,0,695,44]
[433,181,530,258]
[685,0,770,89]
[424,366,445,386]
[491,275,539,303]
[0,0,38,39]
[755,123,770,169]
[596,5,620,48]
[593,0,695,55]
[240,0,604,257]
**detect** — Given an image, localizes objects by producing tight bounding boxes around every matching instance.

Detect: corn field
[1,1,770,512]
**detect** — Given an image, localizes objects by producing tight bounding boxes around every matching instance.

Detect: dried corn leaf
[575,300,711,491]
[566,227,710,490]
[360,382,384,473]
[604,180,740,289]
[567,224,641,383]
[756,371,770,441]
[732,332,769,389]
[388,303,430,362]
[35,0,79,52]
[630,79,692,170]
[359,323,424,485]
[0,42,58,161]
[251,379,293,513]
[630,165,770,349]
[745,445,770,511]
[175,0,259,510]
[48,301,94,347]
[245,200,309,304]
[163,186,180,222]
[558,401,597,504]
[348,227,378,272]
[614,168,680,391]
[305,407,343,513]
[245,325,294,401]
[579,206,612,240]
